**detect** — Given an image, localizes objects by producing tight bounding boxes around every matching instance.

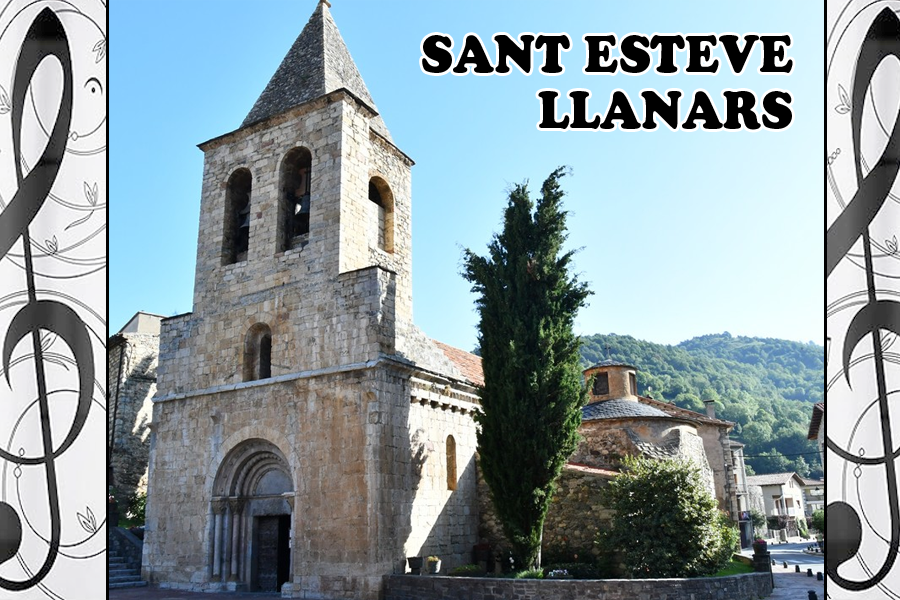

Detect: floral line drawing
[76,506,96,534]
[835,83,850,114]
[93,38,105,63]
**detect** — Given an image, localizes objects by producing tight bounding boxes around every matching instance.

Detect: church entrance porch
[210,439,295,592]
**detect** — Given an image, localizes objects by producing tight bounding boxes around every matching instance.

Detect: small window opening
[592,372,609,396]
[259,334,272,379]
[446,436,457,491]
[280,148,312,251]
[368,177,394,253]
[629,372,637,396]
[224,169,252,264]
[243,323,273,382]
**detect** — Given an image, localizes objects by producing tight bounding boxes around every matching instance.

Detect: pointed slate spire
[241,1,392,140]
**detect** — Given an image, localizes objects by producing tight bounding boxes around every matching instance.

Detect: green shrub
[703,512,741,572]
[811,509,824,534]
[542,562,602,579]
[512,568,544,579]
[126,491,147,522]
[448,564,486,577]
[598,456,737,578]
[797,515,808,538]
[767,515,788,531]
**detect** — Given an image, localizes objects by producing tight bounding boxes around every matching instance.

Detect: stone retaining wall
[478,464,615,565]
[383,572,773,600]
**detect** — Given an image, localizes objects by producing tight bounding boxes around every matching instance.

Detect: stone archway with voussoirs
[210,438,295,592]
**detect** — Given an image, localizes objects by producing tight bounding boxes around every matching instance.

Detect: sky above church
[110,1,824,351]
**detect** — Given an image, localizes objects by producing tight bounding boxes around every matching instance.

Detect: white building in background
[746,472,807,519]
[801,477,824,517]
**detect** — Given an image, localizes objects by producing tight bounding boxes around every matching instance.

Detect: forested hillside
[579,332,824,479]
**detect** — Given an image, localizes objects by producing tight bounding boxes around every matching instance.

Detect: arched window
[223,168,252,264]
[446,435,457,491]
[243,323,273,382]
[279,148,312,251]
[368,176,393,253]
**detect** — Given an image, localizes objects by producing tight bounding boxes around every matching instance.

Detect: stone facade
[383,573,773,600]
[109,312,162,500]
[145,5,480,599]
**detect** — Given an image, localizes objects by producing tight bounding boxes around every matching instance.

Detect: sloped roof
[746,472,804,487]
[241,1,391,140]
[582,399,671,421]
[626,428,680,459]
[432,340,484,387]
[639,395,734,428]
[807,402,824,440]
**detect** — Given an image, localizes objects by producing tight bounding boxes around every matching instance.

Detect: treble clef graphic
[826,6,900,592]
[0,7,94,592]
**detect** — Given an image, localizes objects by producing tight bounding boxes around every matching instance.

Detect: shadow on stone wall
[389,403,479,577]
[110,351,157,503]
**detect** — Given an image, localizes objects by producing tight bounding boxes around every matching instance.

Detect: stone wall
[478,464,614,565]
[108,332,159,499]
[542,466,614,560]
[403,392,479,571]
[696,421,738,516]
[383,573,773,600]
[569,420,715,498]
[146,360,480,600]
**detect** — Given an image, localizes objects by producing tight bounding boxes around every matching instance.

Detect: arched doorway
[211,439,294,592]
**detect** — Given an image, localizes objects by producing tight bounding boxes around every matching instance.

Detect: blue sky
[110,1,824,351]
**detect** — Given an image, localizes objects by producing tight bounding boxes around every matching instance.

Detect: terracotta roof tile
[432,340,484,387]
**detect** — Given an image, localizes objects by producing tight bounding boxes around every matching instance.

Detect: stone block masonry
[383,572,773,600]
[109,331,159,499]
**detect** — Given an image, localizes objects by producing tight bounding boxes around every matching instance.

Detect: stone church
[143,2,483,597]
[142,3,748,598]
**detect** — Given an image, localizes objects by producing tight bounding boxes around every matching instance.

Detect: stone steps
[108,548,146,589]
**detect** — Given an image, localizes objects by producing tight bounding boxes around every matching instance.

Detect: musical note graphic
[827,1,900,596]
[0,2,106,598]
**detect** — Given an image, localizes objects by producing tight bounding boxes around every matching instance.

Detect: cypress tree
[462,167,591,568]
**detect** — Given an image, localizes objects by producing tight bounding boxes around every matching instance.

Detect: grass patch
[709,560,754,577]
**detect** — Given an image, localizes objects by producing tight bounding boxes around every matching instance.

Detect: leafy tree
[463,167,591,568]
[753,450,792,474]
[811,509,824,534]
[599,456,737,578]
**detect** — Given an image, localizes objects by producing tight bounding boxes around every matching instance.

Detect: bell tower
[159,1,417,394]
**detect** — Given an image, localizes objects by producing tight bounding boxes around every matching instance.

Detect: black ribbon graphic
[826,6,900,592]
[0,8,94,592]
